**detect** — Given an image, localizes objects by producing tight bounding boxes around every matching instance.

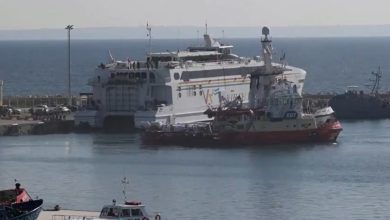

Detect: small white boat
[97,200,160,220]
[61,178,161,220]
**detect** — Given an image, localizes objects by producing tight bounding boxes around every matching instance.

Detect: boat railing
[52,214,98,220]
[98,58,257,72]
[178,58,256,67]
[106,78,148,85]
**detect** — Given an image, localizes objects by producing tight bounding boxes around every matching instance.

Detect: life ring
[142,217,149,220]
[155,214,161,220]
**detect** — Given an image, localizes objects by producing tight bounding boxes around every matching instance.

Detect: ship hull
[142,132,219,146]
[1,199,43,220]
[142,122,342,146]
[329,93,390,119]
[218,122,342,145]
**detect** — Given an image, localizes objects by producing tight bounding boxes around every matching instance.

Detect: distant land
[2,25,390,40]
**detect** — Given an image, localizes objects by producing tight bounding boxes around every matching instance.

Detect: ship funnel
[204,34,221,48]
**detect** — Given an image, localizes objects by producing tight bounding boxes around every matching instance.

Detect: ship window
[199,85,202,89]
[110,73,115,78]
[199,90,203,96]
[149,72,155,83]
[100,208,109,217]
[193,91,197,96]
[141,72,147,79]
[131,209,143,217]
[107,208,120,217]
[193,85,196,90]
[129,72,135,78]
[122,209,130,217]
[174,72,180,80]
[178,86,181,91]
[135,72,141,79]
[293,85,297,93]
[178,93,182,98]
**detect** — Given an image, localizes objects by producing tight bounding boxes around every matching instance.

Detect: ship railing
[178,59,255,68]
[52,214,98,220]
[106,78,148,85]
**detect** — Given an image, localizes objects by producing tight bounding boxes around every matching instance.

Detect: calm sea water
[1,120,390,219]
[1,38,390,95]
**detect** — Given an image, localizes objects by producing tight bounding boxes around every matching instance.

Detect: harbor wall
[0,119,74,136]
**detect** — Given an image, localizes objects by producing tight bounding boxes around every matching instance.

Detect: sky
[1,0,390,30]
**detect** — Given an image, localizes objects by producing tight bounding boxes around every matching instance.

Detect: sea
[1,38,390,219]
[1,37,390,95]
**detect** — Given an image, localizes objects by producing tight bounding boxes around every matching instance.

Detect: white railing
[52,215,98,220]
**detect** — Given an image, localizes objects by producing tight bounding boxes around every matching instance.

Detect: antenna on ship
[205,20,208,34]
[121,177,130,202]
[261,26,273,74]
[146,22,152,56]
[197,30,200,46]
[369,66,382,95]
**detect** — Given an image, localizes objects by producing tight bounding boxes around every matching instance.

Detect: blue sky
[1,0,389,30]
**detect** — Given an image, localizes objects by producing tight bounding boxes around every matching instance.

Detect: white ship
[75,30,305,129]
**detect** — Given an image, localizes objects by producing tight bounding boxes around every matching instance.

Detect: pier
[0,95,78,136]
[0,117,74,136]
[38,210,99,220]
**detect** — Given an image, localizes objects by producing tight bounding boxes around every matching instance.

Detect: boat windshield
[100,207,146,218]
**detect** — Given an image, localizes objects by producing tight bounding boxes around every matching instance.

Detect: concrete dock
[0,112,74,136]
[38,210,99,220]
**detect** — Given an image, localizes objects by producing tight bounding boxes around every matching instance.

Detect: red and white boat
[0,183,32,205]
[142,27,342,146]
[0,182,43,220]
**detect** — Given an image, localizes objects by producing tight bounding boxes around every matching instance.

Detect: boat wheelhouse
[98,201,159,220]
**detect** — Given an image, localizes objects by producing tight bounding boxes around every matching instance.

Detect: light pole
[65,25,73,106]
[0,80,3,106]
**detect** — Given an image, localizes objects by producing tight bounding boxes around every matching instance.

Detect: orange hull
[218,121,342,144]
[142,121,342,146]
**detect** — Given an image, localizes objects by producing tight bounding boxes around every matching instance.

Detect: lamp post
[0,80,3,106]
[65,25,73,106]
